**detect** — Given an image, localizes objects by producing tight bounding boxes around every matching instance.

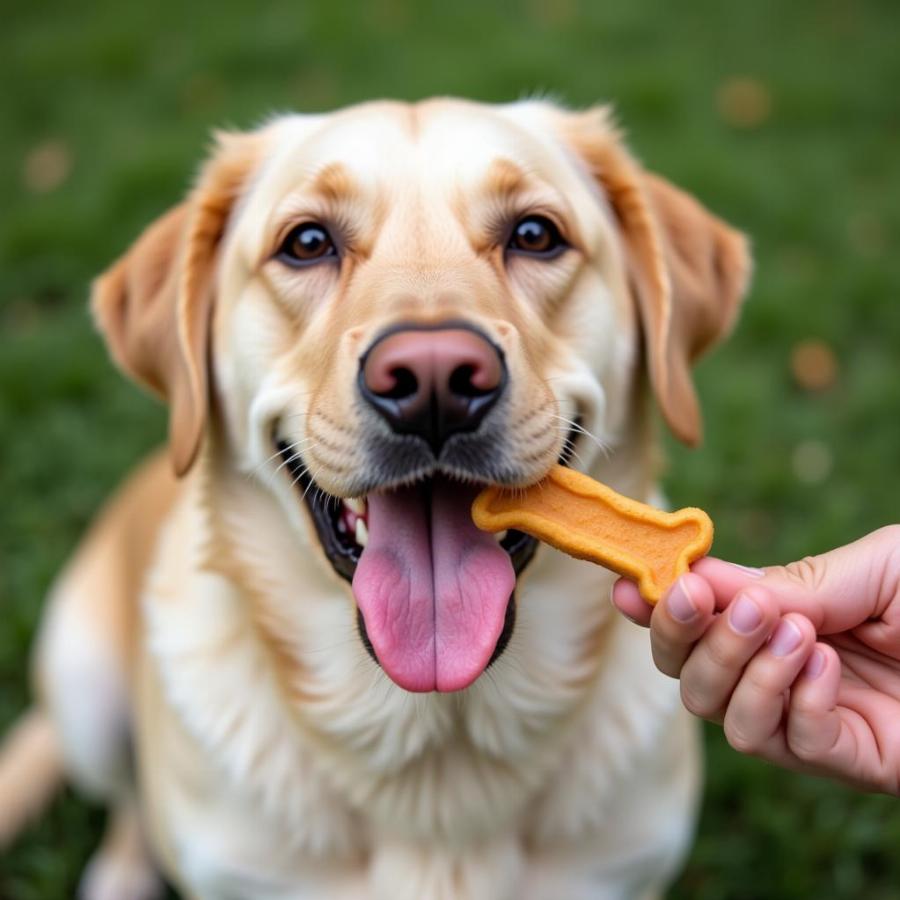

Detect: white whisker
[548,414,610,458]
[247,435,316,482]
[252,442,292,475]
[554,426,588,469]
[272,440,317,477]
[300,464,326,502]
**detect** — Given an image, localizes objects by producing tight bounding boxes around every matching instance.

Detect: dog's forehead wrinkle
[279,103,553,194]
[307,161,363,204]
[251,100,615,211]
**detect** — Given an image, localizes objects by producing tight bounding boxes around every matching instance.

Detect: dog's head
[92,99,749,694]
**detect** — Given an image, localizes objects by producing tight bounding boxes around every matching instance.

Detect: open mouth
[276,445,539,585]
[275,425,578,693]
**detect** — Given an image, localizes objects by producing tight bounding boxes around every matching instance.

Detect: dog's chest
[139,618,692,900]
[137,495,693,898]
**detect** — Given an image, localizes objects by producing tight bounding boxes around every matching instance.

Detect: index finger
[613,557,766,625]
[691,557,768,609]
[699,527,900,633]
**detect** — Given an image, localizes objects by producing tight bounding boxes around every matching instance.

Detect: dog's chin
[273,427,579,693]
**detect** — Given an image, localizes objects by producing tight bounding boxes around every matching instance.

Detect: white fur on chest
[139,480,696,899]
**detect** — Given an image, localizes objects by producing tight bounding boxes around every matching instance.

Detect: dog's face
[92,99,749,694]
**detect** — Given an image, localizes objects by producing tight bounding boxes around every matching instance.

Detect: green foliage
[1,0,898,895]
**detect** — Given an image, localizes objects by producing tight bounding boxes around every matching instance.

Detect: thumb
[756,525,900,635]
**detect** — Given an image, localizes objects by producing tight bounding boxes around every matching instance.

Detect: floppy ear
[566,110,751,446]
[91,132,261,475]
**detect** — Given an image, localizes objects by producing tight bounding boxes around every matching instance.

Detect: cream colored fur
[0,98,750,900]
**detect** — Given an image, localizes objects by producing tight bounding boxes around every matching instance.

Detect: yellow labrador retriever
[0,98,749,899]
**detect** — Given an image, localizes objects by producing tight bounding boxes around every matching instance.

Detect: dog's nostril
[378,367,418,400]
[449,364,490,399]
[359,324,506,453]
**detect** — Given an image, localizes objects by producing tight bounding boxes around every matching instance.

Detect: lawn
[1,0,899,896]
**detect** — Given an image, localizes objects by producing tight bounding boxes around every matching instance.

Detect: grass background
[1,0,899,896]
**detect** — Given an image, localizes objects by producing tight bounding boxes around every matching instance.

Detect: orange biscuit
[471,465,713,604]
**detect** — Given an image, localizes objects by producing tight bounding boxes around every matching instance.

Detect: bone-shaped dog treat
[471,465,713,604]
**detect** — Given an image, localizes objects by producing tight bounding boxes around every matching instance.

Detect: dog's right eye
[277,223,338,267]
[506,215,568,259]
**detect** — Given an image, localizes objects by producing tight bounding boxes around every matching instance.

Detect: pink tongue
[352,479,515,692]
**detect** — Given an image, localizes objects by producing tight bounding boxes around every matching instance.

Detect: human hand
[612,525,900,794]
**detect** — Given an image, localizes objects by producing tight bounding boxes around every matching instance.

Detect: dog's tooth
[346,497,366,516]
[355,518,369,547]
[495,530,508,543]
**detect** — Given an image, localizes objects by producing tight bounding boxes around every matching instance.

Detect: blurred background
[1,0,898,896]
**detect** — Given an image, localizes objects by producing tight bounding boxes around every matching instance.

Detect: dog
[0,98,749,899]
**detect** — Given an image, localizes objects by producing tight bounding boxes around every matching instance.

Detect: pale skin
[612,524,900,795]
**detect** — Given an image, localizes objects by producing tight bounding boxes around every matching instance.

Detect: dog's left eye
[277,223,337,267]
[507,215,567,258]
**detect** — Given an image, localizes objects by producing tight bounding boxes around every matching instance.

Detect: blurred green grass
[1,0,898,896]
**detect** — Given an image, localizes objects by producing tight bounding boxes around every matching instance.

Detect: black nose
[359,324,506,454]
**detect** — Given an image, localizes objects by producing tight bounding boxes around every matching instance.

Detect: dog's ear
[91,132,261,475]
[564,109,751,445]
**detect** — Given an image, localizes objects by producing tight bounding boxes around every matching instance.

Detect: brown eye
[277,223,337,267]
[507,215,567,258]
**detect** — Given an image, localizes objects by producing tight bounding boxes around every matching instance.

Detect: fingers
[676,585,782,720]
[721,613,817,753]
[695,527,900,634]
[612,556,770,628]
[647,573,716,677]
[783,643,851,767]
[691,557,768,610]
[618,523,900,640]
[784,643,900,793]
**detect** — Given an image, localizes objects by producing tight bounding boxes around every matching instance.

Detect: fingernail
[667,577,696,623]
[729,593,762,634]
[770,619,803,657]
[804,648,826,679]
[727,562,766,577]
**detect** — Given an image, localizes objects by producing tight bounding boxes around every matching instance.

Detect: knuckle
[873,523,900,546]
[650,631,690,675]
[742,661,783,695]
[657,662,682,680]
[787,735,822,762]
[880,528,900,584]
[702,634,742,671]
[868,527,900,612]
[788,691,820,718]
[723,720,760,755]
[680,682,717,719]
[778,555,830,594]
[650,647,682,679]
[656,614,693,646]
[786,708,840,762]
